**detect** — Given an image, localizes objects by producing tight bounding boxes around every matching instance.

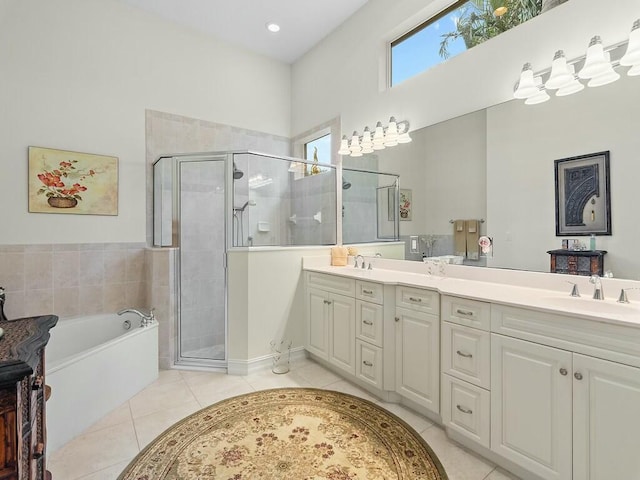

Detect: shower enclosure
[153,151,338,368]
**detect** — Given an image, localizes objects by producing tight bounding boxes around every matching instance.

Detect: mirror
[372,73,640,279]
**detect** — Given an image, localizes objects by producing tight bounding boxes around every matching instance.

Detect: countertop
[304,264,640,328]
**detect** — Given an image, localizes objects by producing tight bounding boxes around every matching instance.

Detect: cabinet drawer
[356,280,384,304]
[307,272,355,296]
[356,340,383,390]
[356,300,383,347]
[442,322,490,389]
[396,286,439,314]
[442,374,490,448]
[441,295,491,331]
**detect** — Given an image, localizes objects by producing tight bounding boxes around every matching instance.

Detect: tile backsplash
[0,243,148,319]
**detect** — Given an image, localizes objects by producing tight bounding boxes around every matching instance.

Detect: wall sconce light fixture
[338,117,411,157]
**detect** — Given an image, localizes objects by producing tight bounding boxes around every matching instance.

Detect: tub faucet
[590,275,604,300]
[118,308,155,327]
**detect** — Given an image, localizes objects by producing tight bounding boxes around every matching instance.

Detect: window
[303,133,332,175]
[391,0,542,86]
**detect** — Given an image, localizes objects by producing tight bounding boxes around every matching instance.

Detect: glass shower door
[178,158,226,364]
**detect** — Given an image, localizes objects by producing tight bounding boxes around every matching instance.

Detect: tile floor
[48,358,520,480]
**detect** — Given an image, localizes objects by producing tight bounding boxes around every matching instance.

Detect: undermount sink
[541,295,640,316]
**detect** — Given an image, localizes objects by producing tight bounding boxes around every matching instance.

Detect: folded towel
[454,220,466,257]
[331,246,349,266]
[466,219,480,260]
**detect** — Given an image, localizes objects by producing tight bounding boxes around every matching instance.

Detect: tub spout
[118,308,155,327]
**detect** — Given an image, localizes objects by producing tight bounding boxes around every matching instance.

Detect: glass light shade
[545,51,575,90]
[372,121,386,149]
[524,88,550,105]
[349,131,362,155]
[361,144,374,154]
[556,78,585,96]
[338,135,350,155]
[578,36,612,79]
[587,69,620,87]
[628,64,640,76]
[397,132,412,144]
[513,63,539,99]
[360,127,373,148]
[620,20,640,66]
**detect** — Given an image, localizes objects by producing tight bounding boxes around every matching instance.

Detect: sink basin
[540,295,640,316]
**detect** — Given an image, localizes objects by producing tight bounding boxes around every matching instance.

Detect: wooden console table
[547,249,607,276]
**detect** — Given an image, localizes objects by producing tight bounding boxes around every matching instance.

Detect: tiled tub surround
[0,243,149,320]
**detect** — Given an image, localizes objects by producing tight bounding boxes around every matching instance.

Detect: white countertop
[304,262,640,328]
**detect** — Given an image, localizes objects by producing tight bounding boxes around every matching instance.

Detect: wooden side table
[547,249,607,276]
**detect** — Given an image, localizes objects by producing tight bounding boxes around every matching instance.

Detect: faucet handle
[567,281,580,297]
[618,288,639,304]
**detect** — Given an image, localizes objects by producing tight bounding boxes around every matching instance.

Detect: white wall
[487,74,640,279]
[1,0,290,245]
[291,0,639,138]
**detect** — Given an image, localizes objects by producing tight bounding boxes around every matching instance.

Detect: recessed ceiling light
[266,22,280,33]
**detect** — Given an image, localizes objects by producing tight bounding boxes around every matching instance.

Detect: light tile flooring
[48,358,520,480]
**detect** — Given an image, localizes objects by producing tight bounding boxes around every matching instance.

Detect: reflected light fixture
[266,22,280,33]
[338,117,411,157]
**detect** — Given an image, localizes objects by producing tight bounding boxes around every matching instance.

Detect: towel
[454,220,466,257]
[466,219,480,260]
[331,246,349,266]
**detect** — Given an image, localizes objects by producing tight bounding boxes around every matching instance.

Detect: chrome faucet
[118,308,155,327]
[354,255,365,269]
[590,275,604,300]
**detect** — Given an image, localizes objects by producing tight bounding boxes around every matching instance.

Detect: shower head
[233,199,256,212]
[233,162,244,180]
[342,178,352,190]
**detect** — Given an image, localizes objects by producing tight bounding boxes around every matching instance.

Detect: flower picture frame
[28,146,118,215]
[399,189,412,221]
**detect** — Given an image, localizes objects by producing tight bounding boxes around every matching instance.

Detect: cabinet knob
[574,372,583,381]
[456,405,473,414]
[559,368,568,376]
[363,360,373,367]
[394,316,400,322]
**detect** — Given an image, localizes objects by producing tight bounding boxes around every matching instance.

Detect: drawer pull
[362,289,374,295]
[456,350,473,358]
[408,297,422,303]
[363,360,374,367]
[456,405,473,414]
[33,442,45,460]
[323,299,332,305]
[560,368,568,376]
[395,316,400,322]
[32,376,44,390]
[363,320,374,326]
[574,372,583,381]
[455,309,474,317]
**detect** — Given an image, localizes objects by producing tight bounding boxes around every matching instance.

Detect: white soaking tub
[45,312,159,453]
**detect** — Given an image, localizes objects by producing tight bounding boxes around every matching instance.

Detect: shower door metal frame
[171,153,232,369]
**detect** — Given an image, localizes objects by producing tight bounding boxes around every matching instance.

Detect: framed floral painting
[399,189,412,221]
[28,147,118,215]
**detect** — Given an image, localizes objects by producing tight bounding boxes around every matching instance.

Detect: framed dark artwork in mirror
[554,151,611,236]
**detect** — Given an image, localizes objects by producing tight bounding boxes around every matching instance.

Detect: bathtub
[45,312,159,453]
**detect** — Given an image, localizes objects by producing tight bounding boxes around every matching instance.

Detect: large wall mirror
[367,73,640,280]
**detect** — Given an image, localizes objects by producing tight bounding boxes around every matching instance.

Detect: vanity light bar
[338,117,411,157]
[513,19,640,105]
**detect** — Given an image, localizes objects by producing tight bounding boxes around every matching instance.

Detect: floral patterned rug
[118,387,448,480]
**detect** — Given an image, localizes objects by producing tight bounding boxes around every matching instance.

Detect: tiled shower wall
[0,243,148,320]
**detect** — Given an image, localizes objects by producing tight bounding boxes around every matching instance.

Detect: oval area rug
[118,387,448,479]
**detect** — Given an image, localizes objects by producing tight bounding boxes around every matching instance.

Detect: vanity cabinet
[441,295,491,448]
[491,304,640,480]
[395,286,440,413]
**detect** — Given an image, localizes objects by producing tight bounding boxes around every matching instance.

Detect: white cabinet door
[491,334,572,480]
[395,306,439,413]
[307,288,329,359]
[328,293,356,375]
[573,353,640,480]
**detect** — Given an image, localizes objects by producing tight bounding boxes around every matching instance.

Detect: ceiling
[119,0,370,64]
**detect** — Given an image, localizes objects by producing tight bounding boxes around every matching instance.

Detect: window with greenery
[391,0,542,86]
[304,133,332,175]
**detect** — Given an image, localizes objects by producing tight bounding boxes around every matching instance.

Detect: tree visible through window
[304,133,331,175]
[391,0,542,86]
